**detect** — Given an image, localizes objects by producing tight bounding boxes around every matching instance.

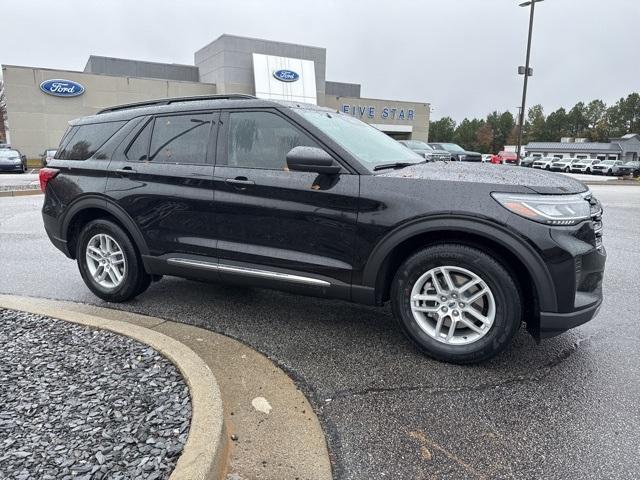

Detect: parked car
[0,148,27,173]
[481,154,493,163]
[0,143,12,149]
[428,142,482,162]
[498,151,518,165]
[41,148,58,167]
[570,158,599,174]
[490,154,502,164]
[398,140,451,162]
[550,158,581,172]
[532,157,556,170]
[611,160,640,177]
[520,156,536,168]
[591,160,624,175]
[40,94,606,364]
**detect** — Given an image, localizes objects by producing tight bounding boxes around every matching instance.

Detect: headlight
[424,152,433,161]
[491,192,591,225]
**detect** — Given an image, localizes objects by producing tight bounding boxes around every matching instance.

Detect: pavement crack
[324,334,598,404]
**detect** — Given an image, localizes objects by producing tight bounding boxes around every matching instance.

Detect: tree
[0,80,7,143]
[544,108,569,141]
[567,102,588,137]
[524,104,546,144]
[475,123,494,153]
[486,111,515,152]
[429,117,456,142]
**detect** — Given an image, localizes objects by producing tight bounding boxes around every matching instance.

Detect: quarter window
[126,120,153,161]
[56,121,125,160]
[226,111,318,170]
[149,114,212,164]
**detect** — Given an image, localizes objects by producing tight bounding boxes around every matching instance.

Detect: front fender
[361,215,557,312]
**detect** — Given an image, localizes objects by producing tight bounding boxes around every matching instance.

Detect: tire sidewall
[76,219,141,301]
[392,245,521,363]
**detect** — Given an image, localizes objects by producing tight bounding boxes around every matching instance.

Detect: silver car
[570,159,599,174]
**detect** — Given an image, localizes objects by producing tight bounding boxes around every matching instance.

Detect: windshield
[403,140,431,150]
[437,143,466,153]
[0,150,20,158]
[297,110,423,170]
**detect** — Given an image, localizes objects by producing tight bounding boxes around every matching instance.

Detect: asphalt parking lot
[1,185,639,479]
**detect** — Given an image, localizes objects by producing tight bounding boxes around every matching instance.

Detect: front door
[106,111,217,258]
[213,109,359,295]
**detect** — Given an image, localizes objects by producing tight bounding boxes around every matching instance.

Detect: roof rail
[96,94,257,114]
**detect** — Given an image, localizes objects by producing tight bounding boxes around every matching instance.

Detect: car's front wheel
[76,219,151,302]
[391,244,521,364]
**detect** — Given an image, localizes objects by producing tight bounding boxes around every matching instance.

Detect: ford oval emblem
[40,79,85,97]
[273,69,300,82]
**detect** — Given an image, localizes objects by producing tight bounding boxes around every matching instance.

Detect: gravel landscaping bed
[0,309,191,480]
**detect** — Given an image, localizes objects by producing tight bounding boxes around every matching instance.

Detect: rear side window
[148,114,212,164]
[56,121,125,160]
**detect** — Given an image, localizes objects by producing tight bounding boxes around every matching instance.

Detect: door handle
[225,177,255,188]
[115,167,137,176]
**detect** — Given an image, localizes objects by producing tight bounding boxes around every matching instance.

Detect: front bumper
[0,163,24,172]
[539,299,602,338]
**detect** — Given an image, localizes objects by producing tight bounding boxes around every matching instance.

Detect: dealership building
[2,34,430,158]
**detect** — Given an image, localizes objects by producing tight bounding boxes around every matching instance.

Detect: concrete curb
[0,189,42,197]
[0,295,228,480]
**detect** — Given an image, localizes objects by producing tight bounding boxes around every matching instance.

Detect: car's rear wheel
[391,244,521,364]
[564,166,570,172]
[76,219,151,302]
[586,168,591,174]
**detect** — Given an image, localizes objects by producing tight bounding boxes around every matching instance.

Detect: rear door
[106,111,217,258]
[213,108,359,295]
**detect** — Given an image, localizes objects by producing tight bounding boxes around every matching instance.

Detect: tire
[545,165,550,170]
[607,169,612,176]
[391,244,521,364]
[586,168,591,174]
[564,167,570,173]
[76,219,151,302]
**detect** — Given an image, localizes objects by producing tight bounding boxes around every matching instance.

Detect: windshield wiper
[373,162,420,171]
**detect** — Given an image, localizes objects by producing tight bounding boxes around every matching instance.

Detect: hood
[378,161,588,194]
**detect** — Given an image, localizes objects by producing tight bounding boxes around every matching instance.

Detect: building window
[607,155,618,160]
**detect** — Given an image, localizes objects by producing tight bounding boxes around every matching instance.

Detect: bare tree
[0,80,7,143]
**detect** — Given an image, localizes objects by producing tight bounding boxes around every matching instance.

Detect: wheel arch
[61,195,149,260]
[363,216,557,323]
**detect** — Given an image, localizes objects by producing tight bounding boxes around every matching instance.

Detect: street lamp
[515,0,544,165]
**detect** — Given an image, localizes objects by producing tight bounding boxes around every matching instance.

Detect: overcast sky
[1,0,638,121]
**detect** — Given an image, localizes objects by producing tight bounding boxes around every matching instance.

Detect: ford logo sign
[40,79,85,97]
[273,70,299,82]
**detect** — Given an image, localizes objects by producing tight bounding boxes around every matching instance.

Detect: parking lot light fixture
[516,0,544,166]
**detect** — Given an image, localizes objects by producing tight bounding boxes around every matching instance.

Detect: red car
[498,151,519,165]
[490,154,502,164]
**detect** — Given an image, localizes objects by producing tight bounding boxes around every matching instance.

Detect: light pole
[515,0,544,165]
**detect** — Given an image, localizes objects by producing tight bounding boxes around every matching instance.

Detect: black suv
[41,95,606,363]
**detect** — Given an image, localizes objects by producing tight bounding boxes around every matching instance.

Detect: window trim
[55,120,126,161]
[216,108,349,173]
[125,111,216,165]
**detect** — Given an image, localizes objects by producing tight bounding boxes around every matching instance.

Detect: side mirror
[286,146,341,175]
[21,155,26,161]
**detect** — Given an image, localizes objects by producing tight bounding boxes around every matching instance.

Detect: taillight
[39,168,59,192]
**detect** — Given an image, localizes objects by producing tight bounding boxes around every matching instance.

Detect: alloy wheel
[410,266,496,345]
[85,233,127,289]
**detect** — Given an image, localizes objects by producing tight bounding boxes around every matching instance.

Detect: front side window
[226,111,319,170]
[297,110,422,171]
[149,114,212,164]
[56,121,125,160]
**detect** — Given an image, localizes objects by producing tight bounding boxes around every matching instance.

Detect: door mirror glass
[286,146,341,175]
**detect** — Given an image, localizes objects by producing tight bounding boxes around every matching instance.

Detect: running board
[166,258,331,287]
